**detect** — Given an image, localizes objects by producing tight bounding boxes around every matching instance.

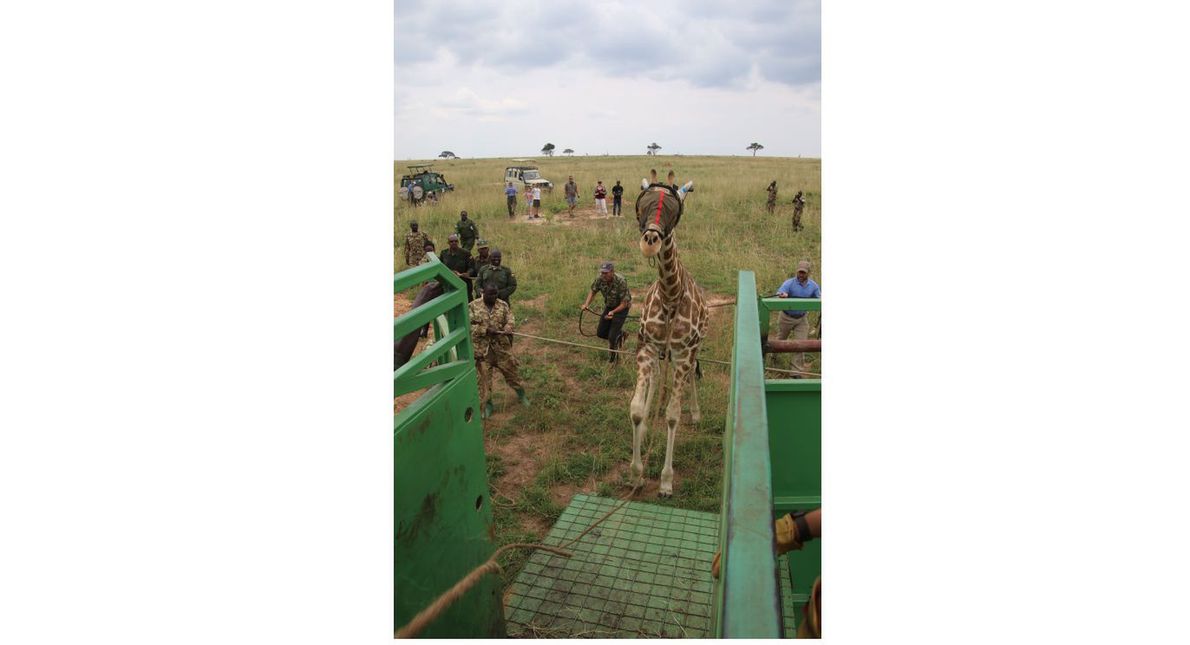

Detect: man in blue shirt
[504,182,518,218]
[774,260,821,375]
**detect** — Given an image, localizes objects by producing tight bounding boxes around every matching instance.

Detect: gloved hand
[711,513,804,579]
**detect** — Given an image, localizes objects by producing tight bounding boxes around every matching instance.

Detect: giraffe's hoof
[658,490,672,499]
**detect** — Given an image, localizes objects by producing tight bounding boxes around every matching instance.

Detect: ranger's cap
[796,260,812,274]
[447,233,459,241]
[477,239,490,248]
[600,262,614,273]
[410,220,418,227]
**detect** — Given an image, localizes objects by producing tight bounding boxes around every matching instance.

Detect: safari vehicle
[503,161,553,192]
[398,165,454,204]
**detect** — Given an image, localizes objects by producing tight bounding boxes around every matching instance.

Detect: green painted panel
[394,260,503,637]
[712,271,783,638]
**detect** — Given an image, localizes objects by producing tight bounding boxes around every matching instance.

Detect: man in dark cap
[580,261,632,363]
[455,210,479,252]
[440,233,474,300]
[475,249,517,303]
[403,221,432,266]
[773,259,822,375]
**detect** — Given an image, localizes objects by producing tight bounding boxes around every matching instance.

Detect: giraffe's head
[635,177,694,257]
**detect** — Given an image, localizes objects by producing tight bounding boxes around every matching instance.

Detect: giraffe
[629,175,709,497]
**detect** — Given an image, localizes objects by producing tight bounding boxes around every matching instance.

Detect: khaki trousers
[476,344,522,402]
[776,311,810,373]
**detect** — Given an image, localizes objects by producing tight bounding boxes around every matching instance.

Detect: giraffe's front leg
[659,358,692,497]
[629,344,658,487]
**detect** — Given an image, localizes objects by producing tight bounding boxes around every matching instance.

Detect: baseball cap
[600,262,614,273]
[796,260,812,273]
[447,233,459,241]
[410,220,418,227]
[477,239,490,248]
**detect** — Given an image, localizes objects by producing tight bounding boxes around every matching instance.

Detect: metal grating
[505,494,719,638]
[505,494,806,638]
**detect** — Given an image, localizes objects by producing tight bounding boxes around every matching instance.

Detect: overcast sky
[394,0,820,160]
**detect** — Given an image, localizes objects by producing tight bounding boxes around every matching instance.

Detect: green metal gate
[711,272,822,637]
[394,256,505,638]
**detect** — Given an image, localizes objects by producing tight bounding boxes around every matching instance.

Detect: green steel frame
[394,255,505,638]
[711,273,822,637]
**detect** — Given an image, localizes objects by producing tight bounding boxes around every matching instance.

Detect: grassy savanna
[395,154,820,591]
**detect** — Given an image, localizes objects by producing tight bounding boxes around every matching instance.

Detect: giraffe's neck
[655,234,684,307]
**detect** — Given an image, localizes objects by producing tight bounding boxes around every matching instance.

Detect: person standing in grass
[470,239,492,279]
[580,262,632,363]
[523,184,533,218]
[594,180,608,215]
[403,220,432,266]
[504,181,518,218]
[475,249,517,303]
[455,210,479,252]
[792,191,806,231]
[766,180,778,214]
[469,284,529,419]
[440,234,474,300]
[531,185,542,219]
[773,260,821,376]
[611,180,624,216]
[564,175,579,216]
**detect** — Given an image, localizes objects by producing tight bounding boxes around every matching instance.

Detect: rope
[395,486,644,639]
[394,542,575,638]
[504,330,821,378]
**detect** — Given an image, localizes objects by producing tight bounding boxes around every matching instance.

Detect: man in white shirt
[531,186,542,219]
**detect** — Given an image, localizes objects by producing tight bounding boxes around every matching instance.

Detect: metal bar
[394,289,464,340]
[393,359,472,399]
[759,297,821,312]
[766,339,822,353]
[393,252,468,293]
[713,270,783,638]
[392,326,469,395]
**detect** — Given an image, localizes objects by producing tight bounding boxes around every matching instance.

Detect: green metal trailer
[395,261,821,637]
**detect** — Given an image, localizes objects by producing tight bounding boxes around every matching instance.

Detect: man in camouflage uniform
[766,180,778,214]
[792,191,806,232]
[580,261,632,363]
[440,233,474,300]
[404,221,432,266]
[475,249,517,303]
[455,210,479,252]
[469,284,528,418]
[470,239,492,278]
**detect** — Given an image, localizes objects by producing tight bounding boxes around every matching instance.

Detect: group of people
[505,182,545,219]
[560,176,626,217]
[765,180,808,231]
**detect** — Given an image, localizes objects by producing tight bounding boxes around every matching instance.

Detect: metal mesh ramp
[504,494,718,637]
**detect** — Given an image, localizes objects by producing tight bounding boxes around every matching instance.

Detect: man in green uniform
[404,221,432,266]
[471,239,492,275]
[469,284,528,418]
[580,261,632,363]
[475,249,517,303]
[455,210,479,252]
[439,233,474,300]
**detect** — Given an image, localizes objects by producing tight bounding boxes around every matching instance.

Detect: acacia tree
[647,142,661,156]
[541,143,556,157]
[438,151,456,159]
[746,143,764,156]
[563,148,574,156]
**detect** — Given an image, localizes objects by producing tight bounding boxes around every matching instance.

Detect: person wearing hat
[475,249,517,303]
[469,284,529,418]
[470,239,493,280]
[774,260,821,375]
[403,220,432,266]
[564,175,579,217]
[440,233,475,300]
[455,210,479,252]
[580,261,632,363]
